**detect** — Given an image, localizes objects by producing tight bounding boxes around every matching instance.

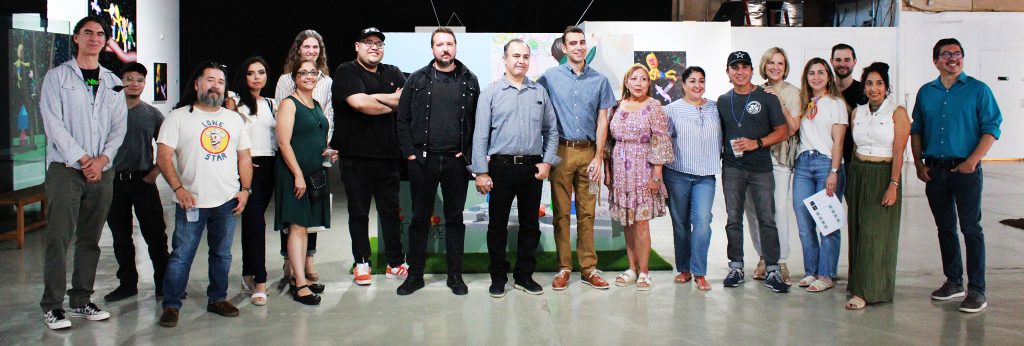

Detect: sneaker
[552,270,570,291]
[353,263,372,285]
[931,281,966,301]
[43,309,71,330]
[397,277,425,296]
[104,285,138,302]
[514,277,544,295]
[67,303,111,321]
[158,308,178,328]
[753,258,767,280]
[723,268,745,287]
[385,263,410,280]
[958,291,987,313]
[206,300,239,317]
[489,280,507,298]
[447,274,468,296]
[581,270,610,289]
[763,270,791,293]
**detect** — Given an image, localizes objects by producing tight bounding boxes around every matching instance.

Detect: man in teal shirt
[911,38,1002,314]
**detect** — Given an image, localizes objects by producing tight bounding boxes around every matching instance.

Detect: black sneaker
[43,309,71,330]
[489,280,506,298]
[930,281,966,301]
[763,270,791,293]
[513,277,544,295]
[958,291,987,313]
[397,277,425,296]
[723,268,745,287]
[447,274,468,296]
[67,303,111,321]
[104,285,138,302]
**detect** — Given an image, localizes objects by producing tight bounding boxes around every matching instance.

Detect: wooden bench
[0,185,47,249]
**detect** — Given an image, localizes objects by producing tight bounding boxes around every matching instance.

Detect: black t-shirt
[840,79,867,166]
[427,66,462,152]
[81,68,100,97]
[331,61,406,159]
[716,86,786,173]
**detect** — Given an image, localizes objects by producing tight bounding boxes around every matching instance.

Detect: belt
[559,139,593,148]
[924,158,966,170]
[490,155,542,165]
[115,170,149,181]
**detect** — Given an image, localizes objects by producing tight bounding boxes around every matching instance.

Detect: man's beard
[835,68,851,79]
[199,89,224,107]
[435,56,453,68]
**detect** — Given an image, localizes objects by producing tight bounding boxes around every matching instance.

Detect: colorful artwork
[88,0,137,72]
[634,51,686,105]
[153,62,167,101]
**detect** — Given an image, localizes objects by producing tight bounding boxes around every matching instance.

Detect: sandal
[806,279,834,292]
[753,258,767,280]
[251,292,268,306]
[615,269,638,287]
[845,296,867,310]
[694,276,712,291]
[636,273,653,291]
[674,272,692,284]
[797,275,816,287]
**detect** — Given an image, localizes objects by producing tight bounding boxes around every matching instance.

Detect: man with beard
[831,43,868,175]
[103,62,170,303]
[39,16,127,330]
[156,62,253,327]
[395,27,480,296]
[537,26,616,291]
[332,27,407,286]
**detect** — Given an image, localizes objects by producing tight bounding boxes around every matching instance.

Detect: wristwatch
[830,167,839,174]
[756,138,764,149]
[240,186,252,193]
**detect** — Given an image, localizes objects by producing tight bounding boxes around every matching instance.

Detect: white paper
[801,189,845,235]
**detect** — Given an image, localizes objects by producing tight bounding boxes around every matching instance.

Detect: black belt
[115,170,149,181]
[490,155,542,165]
[924,158,966,170]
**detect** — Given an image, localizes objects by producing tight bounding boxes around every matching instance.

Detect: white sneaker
[43,309,71,330]
[67,303,111,321]
[353,263,372,285]
[385,263,409,280]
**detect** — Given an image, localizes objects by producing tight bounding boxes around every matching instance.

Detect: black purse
[305,169,329,201]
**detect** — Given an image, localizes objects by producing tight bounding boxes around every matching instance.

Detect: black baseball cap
[727,51,752,66]
[358,27,385,42]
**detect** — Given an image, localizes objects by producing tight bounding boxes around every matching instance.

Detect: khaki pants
[550,143,598,273]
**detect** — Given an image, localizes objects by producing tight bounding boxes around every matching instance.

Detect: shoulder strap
[265,98,275,118]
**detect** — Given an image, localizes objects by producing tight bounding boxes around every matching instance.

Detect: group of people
[37,15,1001,331]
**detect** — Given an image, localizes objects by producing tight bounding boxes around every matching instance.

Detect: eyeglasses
[296,70,320,77]
[360,41,385,49]
[939,51,963,60]
[124,76,145,83]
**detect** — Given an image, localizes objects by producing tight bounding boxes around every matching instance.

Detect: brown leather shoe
[581,270,610,289]
[552,270,570,291]
[159,308,179,327]
[206,300,239,317]
[753,258,767,280]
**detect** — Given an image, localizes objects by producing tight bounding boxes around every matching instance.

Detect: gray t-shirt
[113,102,164,172]
[716,86,785,173]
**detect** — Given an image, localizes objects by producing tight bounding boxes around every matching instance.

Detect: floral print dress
[608,100,674,226]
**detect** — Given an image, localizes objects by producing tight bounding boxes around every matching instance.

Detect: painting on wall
[633,51,686,105]
[153,62,167,102]
[88,0,137,73]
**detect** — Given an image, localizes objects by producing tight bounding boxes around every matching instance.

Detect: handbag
[305,168,329,201]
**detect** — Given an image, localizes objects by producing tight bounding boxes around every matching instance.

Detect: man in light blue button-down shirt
[39,16,127,330]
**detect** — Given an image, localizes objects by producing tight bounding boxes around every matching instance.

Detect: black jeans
[486,160,543,282]
[240,156,275,283]
[925,162,986,293]
[406,154,469,278]
[722,165,780,271]
[106,172,168,292]
[341,158,404,266]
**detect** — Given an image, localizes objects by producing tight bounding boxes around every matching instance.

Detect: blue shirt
[664,99,722,176]
[537,64,617,141]
[911,72,1002,159]
[471,77,560,174]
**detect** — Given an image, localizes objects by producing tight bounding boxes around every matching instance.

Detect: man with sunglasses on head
[332,27,408,286]
[911,38,1002,313]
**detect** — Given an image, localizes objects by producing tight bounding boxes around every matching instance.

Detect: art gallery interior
[1,0,1022,344]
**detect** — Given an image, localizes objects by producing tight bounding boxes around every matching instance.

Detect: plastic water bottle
[186,207,199,222]
[322,149,337,167]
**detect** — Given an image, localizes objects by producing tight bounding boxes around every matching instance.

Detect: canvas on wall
[88,0,137,73]
[153,62,167,102]
[633,51,686,105]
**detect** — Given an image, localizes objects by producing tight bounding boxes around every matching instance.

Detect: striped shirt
[275,73,334,141]
[663,99,722,176]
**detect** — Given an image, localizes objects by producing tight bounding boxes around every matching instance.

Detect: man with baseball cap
[715,51,791,293]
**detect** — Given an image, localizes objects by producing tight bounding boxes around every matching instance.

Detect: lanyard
[729,89,753,128]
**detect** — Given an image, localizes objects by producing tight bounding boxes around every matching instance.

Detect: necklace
[729,89,753,128]
[293,93,323,129]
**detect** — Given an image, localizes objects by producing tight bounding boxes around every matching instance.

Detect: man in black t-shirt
[831,43,868,175]
[331,27,407,286]
[716,51,791,293]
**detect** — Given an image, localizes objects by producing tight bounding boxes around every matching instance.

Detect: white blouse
[798,96,849,158]
[852,97,898,158]
[232,93,279,157]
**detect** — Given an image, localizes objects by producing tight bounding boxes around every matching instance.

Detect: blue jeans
[792,150,845,278]
[925,163,986,293]
[162,199,238,309]
[664,169,716,276]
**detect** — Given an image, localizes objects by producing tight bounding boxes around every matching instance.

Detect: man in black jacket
[395,27,480,296]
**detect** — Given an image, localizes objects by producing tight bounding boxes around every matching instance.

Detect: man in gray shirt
[472,39,559,299]
[39,16,127,329]
[103,62,169,303]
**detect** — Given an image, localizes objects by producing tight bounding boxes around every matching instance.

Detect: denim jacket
[396,59,480,166]
[39,59,128,171]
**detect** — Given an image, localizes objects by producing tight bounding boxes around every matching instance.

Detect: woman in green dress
[275,59,335,305]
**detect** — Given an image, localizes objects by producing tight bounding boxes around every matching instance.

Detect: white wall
[47,0,180,115]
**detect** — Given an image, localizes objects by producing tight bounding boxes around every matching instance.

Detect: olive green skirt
[846,158,902,303]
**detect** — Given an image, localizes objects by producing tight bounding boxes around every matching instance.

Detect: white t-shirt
[798,96,849,158]
[232,94,278,157]
[157,106,252,208]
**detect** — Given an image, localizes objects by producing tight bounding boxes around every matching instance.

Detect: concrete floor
[1,162,1022,345]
